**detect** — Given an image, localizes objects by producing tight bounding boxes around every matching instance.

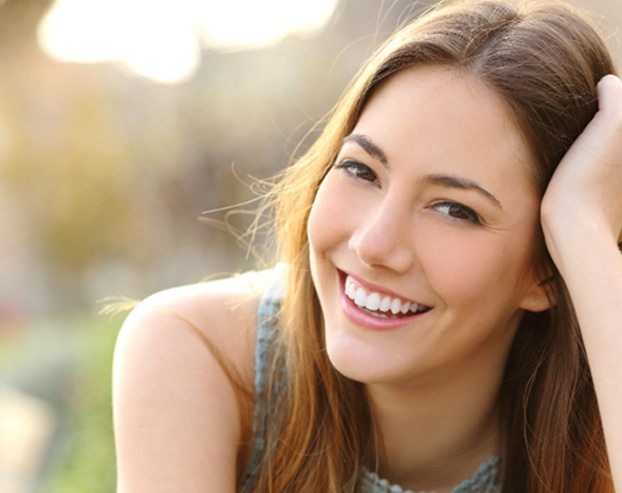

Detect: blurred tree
[0,0,617,315]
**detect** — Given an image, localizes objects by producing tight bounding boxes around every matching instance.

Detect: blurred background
[0,0,619,491]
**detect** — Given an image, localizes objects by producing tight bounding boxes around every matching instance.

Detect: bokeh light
[1,1,619,492]
[37,0,339,83]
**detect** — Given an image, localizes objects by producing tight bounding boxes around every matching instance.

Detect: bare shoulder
[112,268,276,493]
[118,269,275,380]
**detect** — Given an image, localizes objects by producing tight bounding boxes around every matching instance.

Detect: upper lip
[340,269,430,307]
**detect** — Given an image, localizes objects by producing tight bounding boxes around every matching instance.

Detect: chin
[323,324,427,385]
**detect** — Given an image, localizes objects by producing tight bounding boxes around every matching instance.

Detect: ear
[519,275,556,312]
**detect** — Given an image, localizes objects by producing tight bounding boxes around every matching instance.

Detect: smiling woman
[112,1,622,492]
[308,66,548,390]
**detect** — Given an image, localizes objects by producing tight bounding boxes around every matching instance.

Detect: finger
[597,74,622,114]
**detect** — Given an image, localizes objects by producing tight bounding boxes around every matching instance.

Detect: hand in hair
[541,73,622,493]
[541,74,622,258]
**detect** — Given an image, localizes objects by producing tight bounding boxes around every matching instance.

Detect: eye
[430,201,482,225]
[333,159,379,185]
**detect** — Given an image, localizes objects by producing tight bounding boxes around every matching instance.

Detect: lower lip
[338,272,428,331]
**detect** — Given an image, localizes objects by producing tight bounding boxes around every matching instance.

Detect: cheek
[414,225,534,307]
[307,174,353,256]
[307,181,332,257]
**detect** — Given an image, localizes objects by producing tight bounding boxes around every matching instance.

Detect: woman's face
[307,65,550,386]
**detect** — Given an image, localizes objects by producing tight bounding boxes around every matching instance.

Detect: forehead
[354,65,537,193]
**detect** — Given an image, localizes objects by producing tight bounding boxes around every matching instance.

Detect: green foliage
[43,314,121,493]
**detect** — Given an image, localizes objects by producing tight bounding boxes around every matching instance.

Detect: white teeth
[346,276,354,291]
[409,304,426,314]
[379,296,392,312]
[390,298,401,314]
[344,274,428,316]
[354,287,366,307]
[365,292,381,311]
[346,280,355,299]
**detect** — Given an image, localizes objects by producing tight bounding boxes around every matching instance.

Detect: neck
[365,342,509,492]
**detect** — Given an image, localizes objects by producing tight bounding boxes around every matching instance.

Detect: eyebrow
[343,133,388,166]
[343,132,502,209]
[423,174,503,209]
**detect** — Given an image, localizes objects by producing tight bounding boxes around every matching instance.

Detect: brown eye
[334,159,378,184]
[432,201,482,225]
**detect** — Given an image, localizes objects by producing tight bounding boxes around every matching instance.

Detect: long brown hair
[247,1,617,491]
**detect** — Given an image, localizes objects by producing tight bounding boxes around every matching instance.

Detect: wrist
[541,212,620,271]
[542,204,616,244]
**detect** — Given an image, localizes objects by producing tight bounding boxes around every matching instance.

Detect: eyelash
[429,201,482,225]
[333,158,483,226]
[333,159,379,185]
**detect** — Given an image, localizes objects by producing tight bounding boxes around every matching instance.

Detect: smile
[338,271,431,331]
[345,275,430,317]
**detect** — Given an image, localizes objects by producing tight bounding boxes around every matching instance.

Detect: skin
[112,271,273,492]
[307,65,552,491]
[112,71,622,493]
[541,74,622,491]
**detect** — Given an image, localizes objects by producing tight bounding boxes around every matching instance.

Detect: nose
[348,198,414,273]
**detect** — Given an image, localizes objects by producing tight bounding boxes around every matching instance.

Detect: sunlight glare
[196,0,338,50]
[37,0,338,84]
[38,0,118,64]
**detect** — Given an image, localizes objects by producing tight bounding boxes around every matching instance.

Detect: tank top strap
[239,266,285,492]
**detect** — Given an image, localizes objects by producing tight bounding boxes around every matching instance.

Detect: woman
[112,0,622,491]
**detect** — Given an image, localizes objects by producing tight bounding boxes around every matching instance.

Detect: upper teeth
[345,275,427,314]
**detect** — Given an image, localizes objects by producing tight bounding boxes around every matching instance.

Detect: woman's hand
[540,74,622,493]
[541,74,622,266]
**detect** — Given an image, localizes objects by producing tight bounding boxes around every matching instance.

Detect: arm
[112,272,271,492]
[541,75,622,490]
